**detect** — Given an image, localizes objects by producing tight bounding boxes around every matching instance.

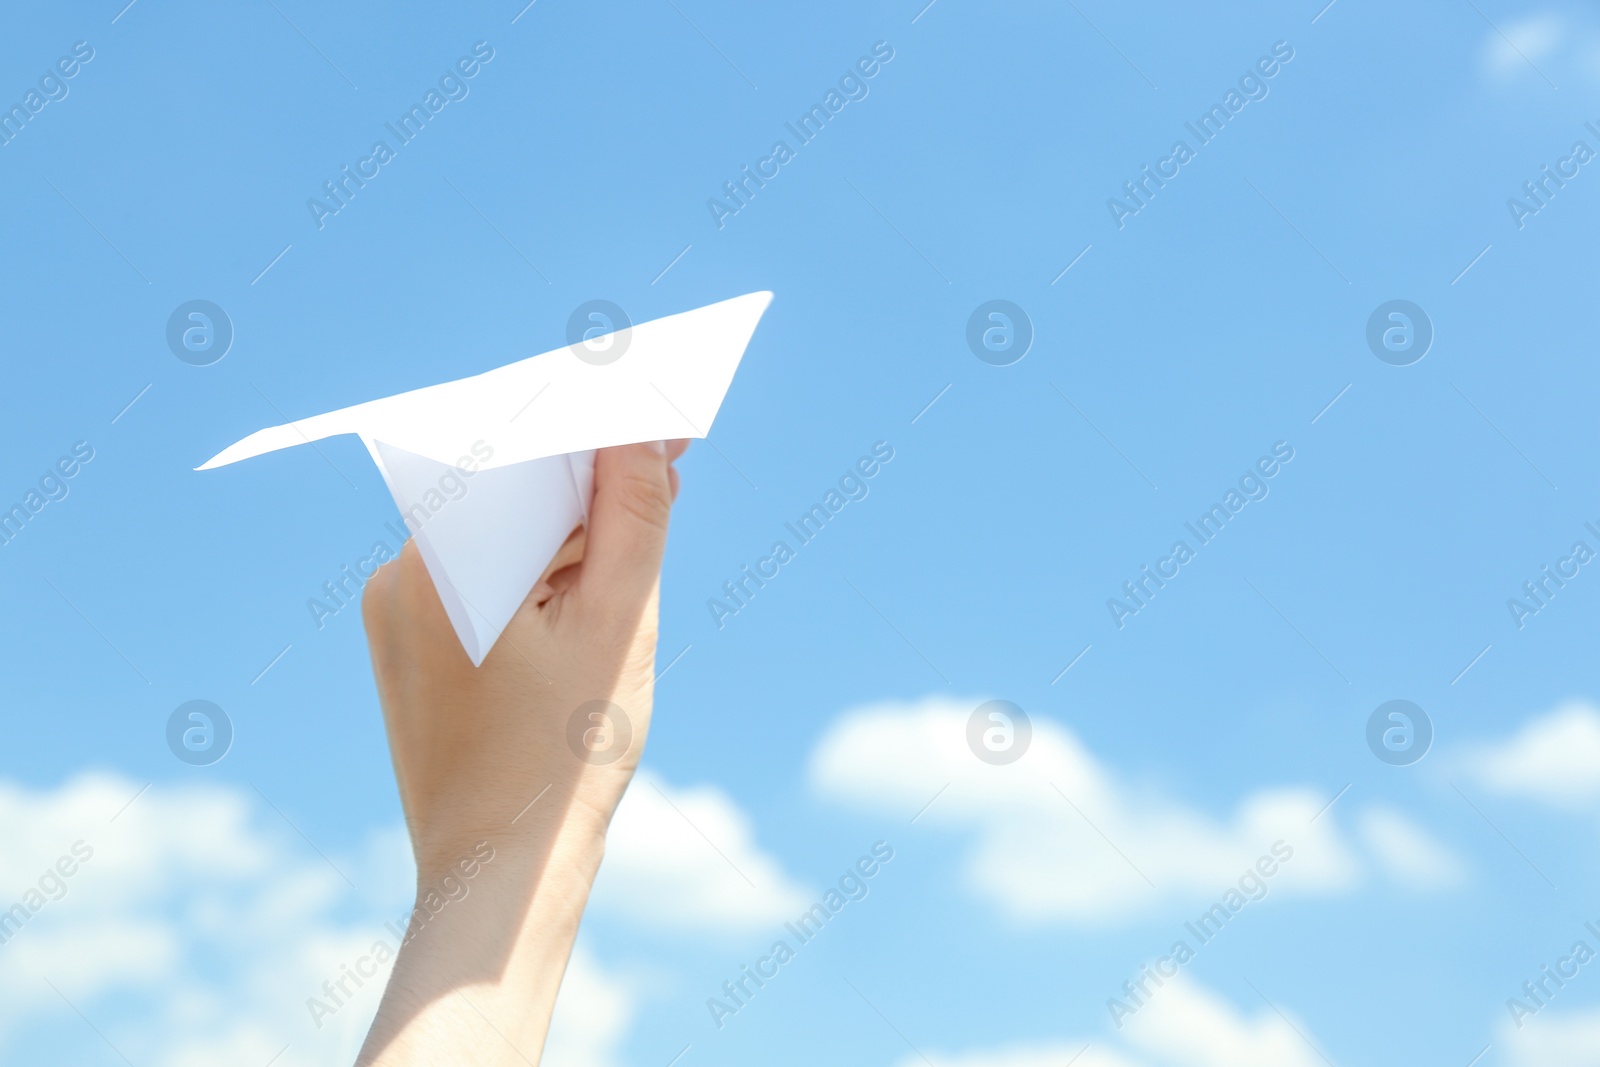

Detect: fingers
[578,441,674,613]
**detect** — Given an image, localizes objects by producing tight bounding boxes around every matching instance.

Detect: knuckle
[611,469,672,530]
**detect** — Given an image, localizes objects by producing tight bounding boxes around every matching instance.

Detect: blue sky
[4,0,1600,1064]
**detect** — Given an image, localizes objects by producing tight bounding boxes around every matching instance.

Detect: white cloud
[1118,979,1329,1067]
[1357,805,1467,891]
[1461,702,1600,810]
[0,772,410,1067]
[588,769,813,931]
[0,767,807,1065]
[1500,1005,1600,1065]
[808,696,1361,923]
[896,979,1329,1067]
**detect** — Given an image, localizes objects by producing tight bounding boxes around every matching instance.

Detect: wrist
[356,816,609,1065]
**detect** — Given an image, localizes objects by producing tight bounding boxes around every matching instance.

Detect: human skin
[355,439,688,1065]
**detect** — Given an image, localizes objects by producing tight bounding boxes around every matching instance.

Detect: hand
[355,439,688,1066]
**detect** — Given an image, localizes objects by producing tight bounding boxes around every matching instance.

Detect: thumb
[578,441,674,611]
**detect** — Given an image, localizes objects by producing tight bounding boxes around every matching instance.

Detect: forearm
[355,821,607,1066]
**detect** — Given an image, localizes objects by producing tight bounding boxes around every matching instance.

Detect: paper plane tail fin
[195,408,366,471]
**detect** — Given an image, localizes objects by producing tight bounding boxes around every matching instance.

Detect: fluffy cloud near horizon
[1459,702,1600,810]
[545,768,813,1063]
[894,978,1330,1067]
[0,767,806,1066]
[0,771,409,1066]
[1499,1005,1600,1065]
[589,769,813,931]
[807,696,1459,923]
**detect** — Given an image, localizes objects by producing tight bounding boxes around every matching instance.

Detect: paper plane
[199,291,773,665]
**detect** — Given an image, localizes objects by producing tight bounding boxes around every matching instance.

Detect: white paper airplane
[199,291,773,665]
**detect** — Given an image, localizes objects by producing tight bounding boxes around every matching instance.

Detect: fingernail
[646,440,666,455]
